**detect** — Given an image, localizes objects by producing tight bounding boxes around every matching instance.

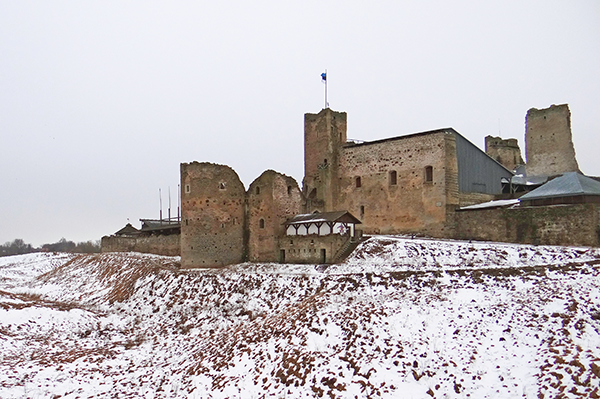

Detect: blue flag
[321,72,327,82]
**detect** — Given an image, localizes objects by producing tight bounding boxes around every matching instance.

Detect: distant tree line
[0,238,101,257]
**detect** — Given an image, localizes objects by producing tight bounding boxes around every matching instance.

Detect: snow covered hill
[1,237,599,398]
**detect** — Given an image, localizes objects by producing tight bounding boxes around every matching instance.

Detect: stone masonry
[485,136,524,172]
[180,162,246,268]
[247,170,303,262]
[525,104,580,176]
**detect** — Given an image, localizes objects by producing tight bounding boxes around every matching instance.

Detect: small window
[360,205,365,218]
[425,166,433,183]
[287,185,292,195]
[389,171,397,185]
[219,182,226,190]
[323,159,328,165]
[185,184,191,193]
[355,176,362,188]
[256,186,260,195]
[259,218,265,229]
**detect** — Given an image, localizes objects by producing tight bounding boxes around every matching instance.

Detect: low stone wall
[456,203,600,247]
[278,235,350,264]
[101,234,181,257]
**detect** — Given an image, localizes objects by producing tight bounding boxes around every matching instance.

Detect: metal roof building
[519,172,600,206]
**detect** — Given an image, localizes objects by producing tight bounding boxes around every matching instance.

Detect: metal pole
[324,69,328,109]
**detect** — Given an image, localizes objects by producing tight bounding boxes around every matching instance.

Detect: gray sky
[1,1,599,246]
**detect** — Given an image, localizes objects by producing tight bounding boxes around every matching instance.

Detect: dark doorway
[279,249,286,263]
[320,248,326,263]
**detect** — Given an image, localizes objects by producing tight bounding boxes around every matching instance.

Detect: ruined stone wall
[101,234,180,256]
[455,203,599,247]
[525,104,580,176]
[278,235,350,264]
[303,108,347,212]
[485,135,524,172]
[180,162,246,268]
[247,170,303,262]
[337,132,453,236]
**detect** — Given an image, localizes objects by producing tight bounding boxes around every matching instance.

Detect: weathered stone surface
[180,162,246,268]
[525,104,580,176]
[101,234,180,256]
[278,234,350,264]
[247,170,302,262]
[456,203,599,247]
[485,135,524,172]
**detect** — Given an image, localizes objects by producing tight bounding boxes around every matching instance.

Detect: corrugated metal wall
[454,133,513,194]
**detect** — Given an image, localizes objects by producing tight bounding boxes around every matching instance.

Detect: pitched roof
[519,172,600,201]
[285,211,361,226]
[114,223,139,236]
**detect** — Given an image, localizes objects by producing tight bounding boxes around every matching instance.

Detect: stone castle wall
[456,203,600,247]
[101,234,180,256]
[337,132,452,236]
[180,162,246,268]
[525,104,580,176]
[247,170,303,262]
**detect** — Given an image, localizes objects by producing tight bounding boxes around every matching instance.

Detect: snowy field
[1,237,599,398]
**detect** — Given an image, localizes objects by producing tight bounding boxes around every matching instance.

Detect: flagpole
[324,69,328,109]
[321,69,329,109]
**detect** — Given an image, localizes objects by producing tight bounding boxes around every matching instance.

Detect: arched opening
[259,218,265,229]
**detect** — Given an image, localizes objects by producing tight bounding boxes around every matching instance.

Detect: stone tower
[247,170,303,262]
[525,104,580,176]
[180,162,246,268]
[302,108,347,212]
[485,136,524,172]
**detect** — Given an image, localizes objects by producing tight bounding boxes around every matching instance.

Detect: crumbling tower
[525,104,580,176]
[485,136,524,172]
[180,162,246,268]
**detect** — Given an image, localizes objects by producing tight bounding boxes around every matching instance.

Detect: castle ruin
[103,103,600,262]
[525,104,580,177]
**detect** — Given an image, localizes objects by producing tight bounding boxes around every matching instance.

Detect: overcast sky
[1,1,599,246]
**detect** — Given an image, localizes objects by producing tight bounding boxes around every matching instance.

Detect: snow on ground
[1,237,599,398]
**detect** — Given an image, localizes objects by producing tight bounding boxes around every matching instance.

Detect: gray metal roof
[140,219,181,231]
[285,211,361,225]
[519,172,600,201]
[510,174,548,186]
